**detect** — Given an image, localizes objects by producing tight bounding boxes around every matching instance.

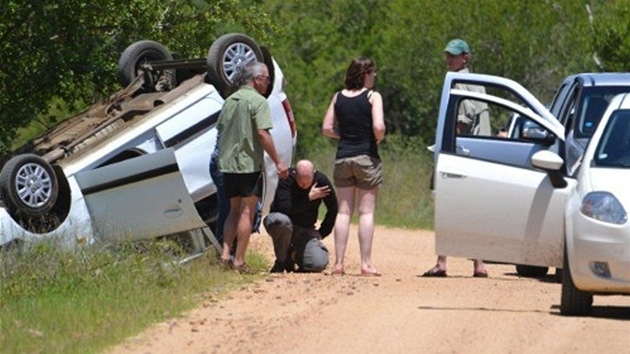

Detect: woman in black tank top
[322,56,386,276]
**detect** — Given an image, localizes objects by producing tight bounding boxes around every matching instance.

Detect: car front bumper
[569,211,630,294]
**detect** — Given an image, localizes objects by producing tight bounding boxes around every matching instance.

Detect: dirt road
[109,226,630,354]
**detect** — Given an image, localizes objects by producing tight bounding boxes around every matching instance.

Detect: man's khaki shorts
[333,155,383,189]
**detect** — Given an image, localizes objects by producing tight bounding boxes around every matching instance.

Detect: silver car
[0,33,296,254]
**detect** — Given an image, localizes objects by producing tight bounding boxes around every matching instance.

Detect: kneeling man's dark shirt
[269,169,338,237]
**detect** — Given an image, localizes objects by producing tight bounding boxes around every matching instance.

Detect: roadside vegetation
[0,240,269,353]
[1,0,629,353]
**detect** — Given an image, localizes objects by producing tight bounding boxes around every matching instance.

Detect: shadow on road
[549,305,630,320]
[417,305,630,320]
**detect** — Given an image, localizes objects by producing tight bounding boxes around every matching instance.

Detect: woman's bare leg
[357,187,379,274]
[333,186,355,273]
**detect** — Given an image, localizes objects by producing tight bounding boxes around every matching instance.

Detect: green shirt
[217,86,273,173]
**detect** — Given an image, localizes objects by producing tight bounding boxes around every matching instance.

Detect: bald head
[295,160,315,189]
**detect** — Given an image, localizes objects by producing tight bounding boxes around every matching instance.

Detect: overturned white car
[0,33,296,254]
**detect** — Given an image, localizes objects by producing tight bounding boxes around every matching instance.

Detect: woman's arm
[370,91,385,143]
[322,93,340,139]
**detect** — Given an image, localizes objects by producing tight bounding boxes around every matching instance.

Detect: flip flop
[421,269,447,277]
[473,271,488,278]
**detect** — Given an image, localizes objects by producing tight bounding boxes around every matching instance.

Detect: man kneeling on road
[264,160,338,273]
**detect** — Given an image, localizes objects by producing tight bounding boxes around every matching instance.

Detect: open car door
[75,148,209,243]
[433,72,576,268]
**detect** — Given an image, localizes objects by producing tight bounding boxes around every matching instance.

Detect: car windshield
[593,109,630,168]
[575,86,630,139]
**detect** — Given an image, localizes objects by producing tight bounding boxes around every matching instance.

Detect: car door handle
[439,168,467,179]
[456,144,470,156]
[164,207,184,218]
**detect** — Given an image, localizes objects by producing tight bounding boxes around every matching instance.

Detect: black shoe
[284,259,296,273]
[270,261,286,273]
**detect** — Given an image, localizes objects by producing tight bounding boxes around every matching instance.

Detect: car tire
[515,264,549,278]
[118,40,175,89]
[560,247,593,316]
[0,154,59,216]
[260,46,276,99]
[206,33,264,98]
[554,267,563,283]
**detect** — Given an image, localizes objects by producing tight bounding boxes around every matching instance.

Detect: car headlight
[580,192,628,225]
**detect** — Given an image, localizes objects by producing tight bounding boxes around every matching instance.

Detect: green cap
[444,39,470,55]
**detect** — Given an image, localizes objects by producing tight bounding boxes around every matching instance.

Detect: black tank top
[334,90,379,159]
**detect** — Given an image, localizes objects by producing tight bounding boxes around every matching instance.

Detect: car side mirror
[521,122,555,145]
[531,150,567,188]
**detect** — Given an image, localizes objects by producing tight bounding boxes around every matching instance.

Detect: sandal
[473,270,488,278]
[421,268,447,277]
[231,263,254,274]
[217,257,232,269]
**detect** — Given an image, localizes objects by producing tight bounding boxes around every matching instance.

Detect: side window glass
[576,95,609,138]
[455,98,493,137]
[455,99,550,143]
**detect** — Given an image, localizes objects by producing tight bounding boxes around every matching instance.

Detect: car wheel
[515,264,549,278]
[260,46,276,98]
[0,154,59,216]
[206,33,264,98]
[554,267,563,283]
[118,40,175,89]
[560,247,593,316]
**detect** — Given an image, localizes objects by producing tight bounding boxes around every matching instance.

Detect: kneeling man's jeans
[263,212,328,272]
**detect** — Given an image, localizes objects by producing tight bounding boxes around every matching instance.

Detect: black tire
[560,247,593,316]
[207,33,264,98]
[515,264,549,278]
[118,40,174,88]
[0,154,59,216]
[260,46,276,99]
[554,267,563,283]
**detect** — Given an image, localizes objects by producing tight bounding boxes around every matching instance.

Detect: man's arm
[257,128,289,179]
[317,174,338,238]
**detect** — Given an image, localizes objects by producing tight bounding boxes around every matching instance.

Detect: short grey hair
[235,61,266,86]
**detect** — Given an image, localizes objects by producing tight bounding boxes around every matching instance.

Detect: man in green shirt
[217,62,289,272]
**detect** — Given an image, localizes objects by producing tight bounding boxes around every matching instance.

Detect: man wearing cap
[443,39,491,136]
[422,39,489,278]
[264,160,338,273]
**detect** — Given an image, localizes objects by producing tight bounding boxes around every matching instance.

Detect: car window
[577,95,609,137]
[456,98,549,143]
[593,109,630,168]
[574,87,630,139]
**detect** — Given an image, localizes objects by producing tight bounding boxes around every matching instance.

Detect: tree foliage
[264,0,610,154]
[591,0,630,72]
[1,0,628,156]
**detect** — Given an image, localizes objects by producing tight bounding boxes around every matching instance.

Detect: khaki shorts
[333,155,383,189]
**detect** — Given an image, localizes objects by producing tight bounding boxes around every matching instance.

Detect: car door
[433,72,576,268]
[74,148,208,243]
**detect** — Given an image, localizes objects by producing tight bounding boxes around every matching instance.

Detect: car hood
[587,168,630,204]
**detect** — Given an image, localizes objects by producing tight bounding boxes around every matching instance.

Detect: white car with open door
[0,33,296,256]
[432,72,629,316]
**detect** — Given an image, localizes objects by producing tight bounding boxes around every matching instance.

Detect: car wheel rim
[15,162,53,208]
[222,42,258,82]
